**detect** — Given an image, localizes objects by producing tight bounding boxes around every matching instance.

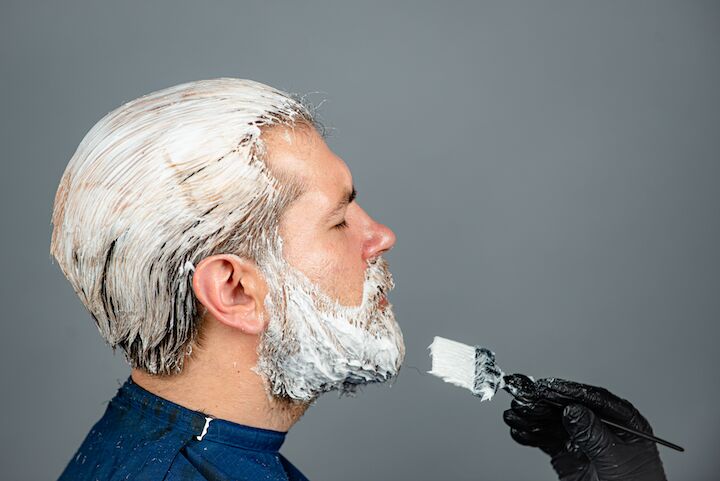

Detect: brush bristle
[428,336,505,402]
[428,336,477,391]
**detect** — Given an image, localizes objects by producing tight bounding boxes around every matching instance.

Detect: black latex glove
[502,377,668,481]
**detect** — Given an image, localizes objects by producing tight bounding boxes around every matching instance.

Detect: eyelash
[334,220,349,230]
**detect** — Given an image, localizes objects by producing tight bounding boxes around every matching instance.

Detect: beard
[253,252,405,403]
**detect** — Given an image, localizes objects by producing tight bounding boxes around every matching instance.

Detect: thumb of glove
[562,404,615,460]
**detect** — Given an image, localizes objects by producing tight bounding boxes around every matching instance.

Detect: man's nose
[363,219,396,261]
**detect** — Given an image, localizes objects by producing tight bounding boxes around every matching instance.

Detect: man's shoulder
[57,399,197,481]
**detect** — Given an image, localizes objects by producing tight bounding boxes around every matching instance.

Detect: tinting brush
[427,336,684,452]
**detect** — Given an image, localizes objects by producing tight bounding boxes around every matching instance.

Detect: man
[51,78,666,480]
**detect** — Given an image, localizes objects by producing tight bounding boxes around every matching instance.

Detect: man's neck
[130,334,309,432]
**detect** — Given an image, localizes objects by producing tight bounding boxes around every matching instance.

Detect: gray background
[1,1,718,480]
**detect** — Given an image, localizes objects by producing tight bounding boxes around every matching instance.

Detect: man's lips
[379,296,388,308]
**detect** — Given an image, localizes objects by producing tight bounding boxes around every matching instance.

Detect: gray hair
[50,78,318,375]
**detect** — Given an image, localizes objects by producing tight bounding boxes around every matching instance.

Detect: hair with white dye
[50,78,319,376]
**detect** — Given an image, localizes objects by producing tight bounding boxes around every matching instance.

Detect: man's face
[268,126,396,306]
[254,125,404,401]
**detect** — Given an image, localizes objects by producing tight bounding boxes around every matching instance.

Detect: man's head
[50,78,404,403]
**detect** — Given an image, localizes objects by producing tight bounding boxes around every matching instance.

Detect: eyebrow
[326,185,356,219]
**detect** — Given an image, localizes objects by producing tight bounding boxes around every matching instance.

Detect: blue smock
[58,375,310,480]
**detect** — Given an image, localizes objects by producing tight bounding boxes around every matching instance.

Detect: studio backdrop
[1,1,718,480]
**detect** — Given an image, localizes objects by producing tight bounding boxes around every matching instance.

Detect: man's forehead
[264,125,352,204]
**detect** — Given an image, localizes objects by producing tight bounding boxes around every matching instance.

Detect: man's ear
[191,254,269,335]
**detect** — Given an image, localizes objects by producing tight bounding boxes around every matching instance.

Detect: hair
[50,78,320,376]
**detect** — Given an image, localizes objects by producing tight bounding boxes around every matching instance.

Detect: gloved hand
[502,377,667,481]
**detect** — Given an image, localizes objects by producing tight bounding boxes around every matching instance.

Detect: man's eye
[333,220,349,230]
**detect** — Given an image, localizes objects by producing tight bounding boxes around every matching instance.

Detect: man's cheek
[284,241,331,279]
[300,257,341,296]
[316,260,362,305]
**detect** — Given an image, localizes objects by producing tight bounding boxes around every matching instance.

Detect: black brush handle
[502,373,684,452]
[540,398,685,452]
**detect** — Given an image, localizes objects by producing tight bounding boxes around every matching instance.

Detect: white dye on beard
[254,246,405,402]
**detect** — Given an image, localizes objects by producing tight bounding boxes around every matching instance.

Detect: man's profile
[51,78,403,480]
[51,78,670,481]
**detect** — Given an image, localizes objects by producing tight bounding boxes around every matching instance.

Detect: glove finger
[536,377,652,432]
[561,403,618,460]
[509,427,568,457]
[550,452,591,479]
[503,409,556,431]
[509,427,542,447]
[510,399,558,420]
[504,411,569,444]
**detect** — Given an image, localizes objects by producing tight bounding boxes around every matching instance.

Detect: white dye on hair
[50,78,318,375]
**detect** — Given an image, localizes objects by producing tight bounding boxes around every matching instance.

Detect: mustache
[364,256,395,304]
